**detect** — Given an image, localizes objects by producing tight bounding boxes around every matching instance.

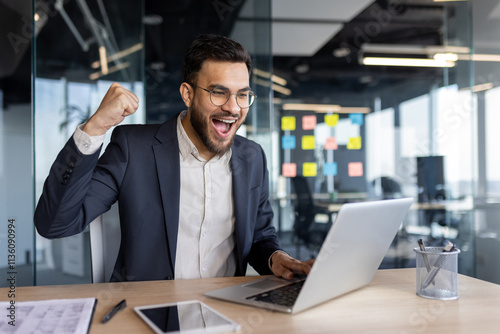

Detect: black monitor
[417,156,445,202]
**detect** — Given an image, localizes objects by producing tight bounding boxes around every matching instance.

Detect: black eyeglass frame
[188,83,257,109]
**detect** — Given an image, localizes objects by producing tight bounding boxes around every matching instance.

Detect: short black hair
[182,34,252,84]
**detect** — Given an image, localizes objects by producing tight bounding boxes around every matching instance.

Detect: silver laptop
[204,198,413,314]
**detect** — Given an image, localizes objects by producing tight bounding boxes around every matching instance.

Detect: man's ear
[180,82,193,108]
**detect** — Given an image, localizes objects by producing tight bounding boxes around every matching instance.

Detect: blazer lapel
[231,138,251,275]
[153,118,181,274]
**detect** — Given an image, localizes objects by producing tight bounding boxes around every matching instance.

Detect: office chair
[89,204,121,283]
[291,176,332,259]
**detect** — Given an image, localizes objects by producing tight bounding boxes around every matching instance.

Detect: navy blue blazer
[34,115,281,281]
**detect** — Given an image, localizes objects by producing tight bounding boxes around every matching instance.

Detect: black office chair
[291,176,332,259]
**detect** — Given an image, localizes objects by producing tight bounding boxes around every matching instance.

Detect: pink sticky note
[348,162,364,177]
[302,115,317,130]
[324,137,338,150]
[282,163,297,177]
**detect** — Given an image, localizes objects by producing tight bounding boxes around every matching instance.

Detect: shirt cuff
[268,250,289,271]
[73,124,105,155]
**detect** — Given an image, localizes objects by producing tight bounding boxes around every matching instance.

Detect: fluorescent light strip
[99,46,109,74]
[92,43,143,69]
[89,61,131,80]
[253,68,288,86]
[282,103,371,114]
[472,83,494,92]
[254,78,291,96]
[363,57,455,67]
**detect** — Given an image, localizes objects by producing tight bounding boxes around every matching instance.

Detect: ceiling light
[283,103,341,113]
[89,61,131,80]
[253,68,288,86]
[254,78,291,96]
[99,46,108,75]
[434,53,459,62]
[91,43,143,69]
[282,103,371,114]
[333,47,351,58]
[472,83,494,92]
[362,57,455,67]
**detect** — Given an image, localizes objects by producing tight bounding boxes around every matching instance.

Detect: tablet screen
[134,300,240,334]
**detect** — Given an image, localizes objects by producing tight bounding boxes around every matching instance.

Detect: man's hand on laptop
[271,251,315,280]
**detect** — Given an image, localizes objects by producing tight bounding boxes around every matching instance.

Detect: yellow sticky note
[301,135,315,150]
[303,163,317,177]
[347,136,362,150]
[324,114,339,127]
[281,116,296,131]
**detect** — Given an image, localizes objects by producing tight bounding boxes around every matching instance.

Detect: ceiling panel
[272,0,373,21]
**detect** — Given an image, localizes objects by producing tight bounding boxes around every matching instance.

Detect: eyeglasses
[189,84,256,109]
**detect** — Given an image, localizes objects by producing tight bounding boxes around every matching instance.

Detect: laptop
[204,198,413,314]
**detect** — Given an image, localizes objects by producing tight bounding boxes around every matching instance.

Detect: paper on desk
[0,297,97,334]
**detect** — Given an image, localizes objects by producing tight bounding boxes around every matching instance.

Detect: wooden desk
[5,269,500,333]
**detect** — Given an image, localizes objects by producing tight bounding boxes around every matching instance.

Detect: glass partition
[33,0,145,285]
[272,1,475,275]
[0,0,35,287]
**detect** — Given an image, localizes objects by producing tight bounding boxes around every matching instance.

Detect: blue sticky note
[323,162,338,176]
[349,113,364,125]
[282,135,296,149]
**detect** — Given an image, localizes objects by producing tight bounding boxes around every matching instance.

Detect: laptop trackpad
[243,277,291,290]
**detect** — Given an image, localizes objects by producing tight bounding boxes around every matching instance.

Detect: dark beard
[190,107,238,155]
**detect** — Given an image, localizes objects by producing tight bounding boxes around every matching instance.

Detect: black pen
[102,299,127,324]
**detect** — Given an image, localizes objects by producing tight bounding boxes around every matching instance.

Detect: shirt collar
[176,111,232,170]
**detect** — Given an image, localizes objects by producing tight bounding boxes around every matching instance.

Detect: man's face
[188,60,250,156]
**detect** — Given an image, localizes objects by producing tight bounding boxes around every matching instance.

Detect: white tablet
[134,300,240,334]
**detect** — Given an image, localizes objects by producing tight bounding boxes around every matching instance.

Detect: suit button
[66,168,73,173]
[61,179,69,185]
[68,161,75,168]
[63,173,70,180]
[165,276,173,280]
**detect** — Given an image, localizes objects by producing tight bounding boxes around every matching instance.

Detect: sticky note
[282,135,296,150]
[323,162,338,176]
[282,163,297,177]
[324,137,338,150]
[349,113,364,125]
[348,162,364,177]
[281,116,296,131]
[302,115,317,130]
[301,136,315,150]
[347,136,362,150]
[303,163,317,177]
[324,114,339,127]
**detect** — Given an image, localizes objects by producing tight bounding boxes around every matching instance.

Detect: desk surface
[6,269,500,333]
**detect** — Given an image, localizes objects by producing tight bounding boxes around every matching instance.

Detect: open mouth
[212,118,237,137]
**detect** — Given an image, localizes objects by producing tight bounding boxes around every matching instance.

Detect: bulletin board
[280,111,367,194]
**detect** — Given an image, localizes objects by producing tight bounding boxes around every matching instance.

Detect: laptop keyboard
[246,280,305,307]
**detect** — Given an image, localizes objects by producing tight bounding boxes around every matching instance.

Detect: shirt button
[202,267,207,272]
[202,232,206,237]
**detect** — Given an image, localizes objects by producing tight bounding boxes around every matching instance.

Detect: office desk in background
[4,269,500,333]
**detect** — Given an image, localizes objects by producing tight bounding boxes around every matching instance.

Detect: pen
[418,239,435,286]
[102,299,127,324]
[421,241,456,289]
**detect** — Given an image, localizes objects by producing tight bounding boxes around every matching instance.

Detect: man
[35,34,313,282]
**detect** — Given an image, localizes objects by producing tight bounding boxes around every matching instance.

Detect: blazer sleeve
[34,127,129,238]
[246,146,283,275]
